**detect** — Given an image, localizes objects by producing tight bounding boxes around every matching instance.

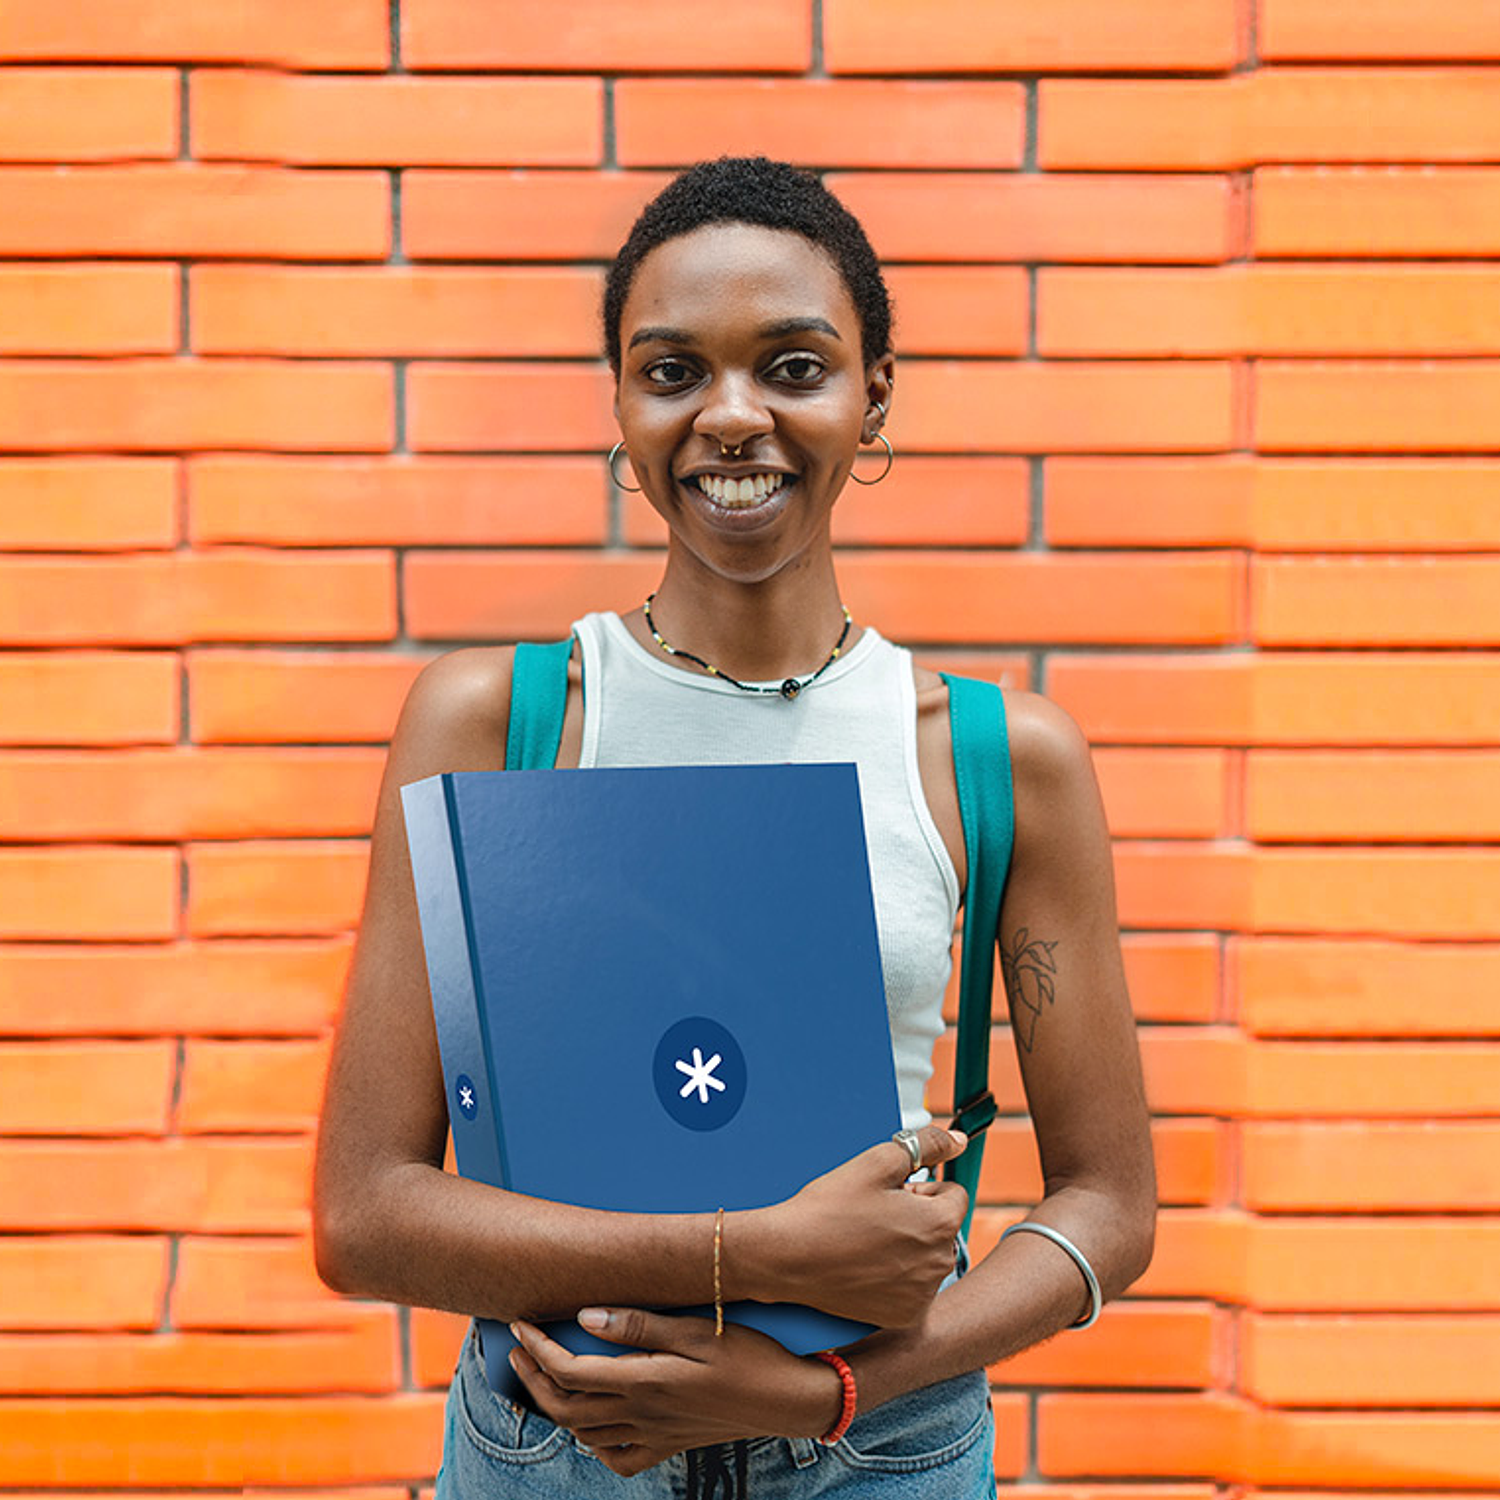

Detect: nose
[691,371,774,453]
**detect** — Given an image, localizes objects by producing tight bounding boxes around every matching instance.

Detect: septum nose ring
[718,440,743,457]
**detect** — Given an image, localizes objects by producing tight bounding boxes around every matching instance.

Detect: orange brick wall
[3,0,1498,1491]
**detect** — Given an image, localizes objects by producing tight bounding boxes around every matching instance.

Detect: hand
[508,1308,843,1478]
[739,1123,969,1328]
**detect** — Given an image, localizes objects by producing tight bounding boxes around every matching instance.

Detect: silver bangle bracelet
[999,1221,1103,1329]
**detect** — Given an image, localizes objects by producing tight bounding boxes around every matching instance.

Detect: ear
[863,354,895,441]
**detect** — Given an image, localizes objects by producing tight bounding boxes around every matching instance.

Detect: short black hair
[603,156,892,376]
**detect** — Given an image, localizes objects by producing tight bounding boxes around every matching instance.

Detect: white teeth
[696,473,786,507]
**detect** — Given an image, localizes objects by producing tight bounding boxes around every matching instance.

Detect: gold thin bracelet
[713,1206,725,1337]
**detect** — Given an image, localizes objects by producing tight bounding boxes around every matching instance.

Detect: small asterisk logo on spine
[675,1047,727,1104]
[454,1073,478,1121]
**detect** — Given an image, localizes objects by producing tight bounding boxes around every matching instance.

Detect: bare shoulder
[1002,690,1096,795]
[391,645,516,774]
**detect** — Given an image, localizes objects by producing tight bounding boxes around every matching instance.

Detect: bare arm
[312,648,966,1326]
[842,690,1158,1409]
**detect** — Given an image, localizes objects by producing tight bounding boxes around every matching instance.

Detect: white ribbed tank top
[572,611,960,1130]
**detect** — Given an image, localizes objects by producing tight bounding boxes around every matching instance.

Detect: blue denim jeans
[434,1248,996,1499]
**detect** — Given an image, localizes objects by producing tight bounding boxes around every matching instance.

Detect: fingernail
[507,1348,520,1369]
[577,1307,609,1331]
[950,1129,968,1148]
[508,1322,521,1340]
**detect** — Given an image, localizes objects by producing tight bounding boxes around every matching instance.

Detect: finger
[510,1321,604,1393]
[577,1305,714,1355]
[887,1124,967,1180]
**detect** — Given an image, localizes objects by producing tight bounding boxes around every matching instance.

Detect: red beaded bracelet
[812,1351,857,1445]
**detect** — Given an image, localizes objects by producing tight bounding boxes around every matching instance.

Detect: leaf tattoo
[1001,926,1060,1053]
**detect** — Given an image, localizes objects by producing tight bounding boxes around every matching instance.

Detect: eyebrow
[626,316,843,352]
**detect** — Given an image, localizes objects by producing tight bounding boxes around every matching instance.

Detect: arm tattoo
[1000,926,1060,1053]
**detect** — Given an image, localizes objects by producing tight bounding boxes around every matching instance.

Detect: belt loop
[787,1434,820,1469]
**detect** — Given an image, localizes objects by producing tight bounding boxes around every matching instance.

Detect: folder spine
[400,773,508,1189]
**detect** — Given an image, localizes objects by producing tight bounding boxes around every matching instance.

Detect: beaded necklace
[642,593,853,701]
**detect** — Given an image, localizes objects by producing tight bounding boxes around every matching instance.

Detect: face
[614,222,893,586]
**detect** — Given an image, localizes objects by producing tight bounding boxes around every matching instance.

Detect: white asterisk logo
[675,1047,726,1105]
[458,1083,475,1111]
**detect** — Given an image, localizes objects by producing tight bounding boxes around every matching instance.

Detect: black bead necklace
[642,593,853,701]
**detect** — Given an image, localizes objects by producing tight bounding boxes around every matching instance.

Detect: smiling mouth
[690,473,790,508]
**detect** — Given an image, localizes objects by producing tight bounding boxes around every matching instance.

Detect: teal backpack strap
[938,674,1015,1242]
[504,638,574,771]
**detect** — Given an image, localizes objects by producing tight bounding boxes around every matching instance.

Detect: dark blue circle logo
[454,1073,478,1122]
[653,1017,746,1132]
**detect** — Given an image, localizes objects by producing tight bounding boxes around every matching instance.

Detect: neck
[639,553,857,685]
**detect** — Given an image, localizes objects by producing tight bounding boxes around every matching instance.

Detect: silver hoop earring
[848,430,894,486]
[607,440,642,493]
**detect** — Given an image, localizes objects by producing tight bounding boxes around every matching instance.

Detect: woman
[314,157,1156,1497]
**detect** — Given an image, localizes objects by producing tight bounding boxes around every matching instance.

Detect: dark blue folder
[401,762,902,1396]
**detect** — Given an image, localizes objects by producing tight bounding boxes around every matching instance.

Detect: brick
[0,650,178,744]
[0,263,176,354]
[1251,849,1500,939]
[1245,1122,1500,1211]
[0,458,177,550]
[1093,749,1234,838]
[0,0,389,66]
[1114,844,1251,931]
[1235,937,1500,1037]
[1242,1312,1500,1405]
[1246,1042,1500,1116]
[403,0,810,70]
[0,1394,444,1485]
[0,1138,311,1232]
[882,267,1029,356]
[829,171,1235,264]
[0,553,395,647]
[616,80,1026,169]
[1249,750,1500,841]
[1038,1393,1500,1484]
[190,457,606,548]
[403,551,1243,646]
[191,266,603,357]
[403,169,669,260]
[0,1236,167,1331]
[1138,1030,1245,1116]
[827,0,1239,71]
[0,1311,399,1395]
[1040,265,1500,356]
[914,653,1034,692]
[0,939,349,1037]
[189,651,426,744]
[411,1307,467,1388]
[0,748,384,840]
[1258,360,1500,452]
[992,1303,1221,1388]
[0,358,392,453]
[1244,1216,1500,1311]
[407,363,615,452]
[1042,70,1500,169]
[178,1039,329,1134]
[0,164,389,259]
[625,458,1031,548]
[1260,0,1500,60]
[0,1042,174,1135]
[175,1234,361,1329]
[1254,557,1500,645]
[1048,456,1500,551]
[1123,1209,1245,1302]
[891,360,1235,453]
[1051,652,1500,748]
[1256,166,1500,258]
[1046,457,1252,548]
[193,71,601,168]
[0,67,176,161]
[0,846,176,940]
[992,1395,1030,1477]
[186,840,368,937]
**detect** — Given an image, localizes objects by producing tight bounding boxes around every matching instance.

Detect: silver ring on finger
[892,1126,922,1174]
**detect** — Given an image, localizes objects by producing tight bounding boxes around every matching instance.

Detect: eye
[644,358,696,388]
[768,353,826,385]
